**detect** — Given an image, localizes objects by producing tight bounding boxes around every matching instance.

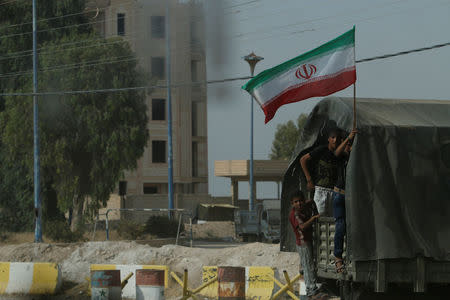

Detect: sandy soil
[0,222,307,299]
[0,241,300,298]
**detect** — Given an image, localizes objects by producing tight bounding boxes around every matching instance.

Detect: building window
[192,141,198,177]
[151,57,165,79]
[151,16,165,39]
[191,60,198,82]
[117,13,125,36]
[143,183,159,194]
[152,140,166,163]
[190,19,200,44]
[152,98,165,120]
[192,102,198,136]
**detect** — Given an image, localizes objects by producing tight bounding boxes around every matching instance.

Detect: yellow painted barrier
[0,262,61,295]
[201,266,275,300]
[171,269,218,300]
[91,264,169,299]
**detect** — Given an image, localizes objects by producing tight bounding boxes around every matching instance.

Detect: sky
[202,0,450,198]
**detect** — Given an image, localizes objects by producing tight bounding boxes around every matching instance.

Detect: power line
[0,2,206,40]
[230,0,448,40]
[1,41,449,97]
[356,41,450,63]
[0,36,206,78]
[0,26,206,63]
[0,14,205,59]
[223,0,263,10]
[0,0,24,6]
[0,55,137,79]
[0,76,253,97]
[0,0,148,31]
[233,0,450,44]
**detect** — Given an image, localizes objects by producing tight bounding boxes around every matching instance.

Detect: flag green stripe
[242,26,355,92]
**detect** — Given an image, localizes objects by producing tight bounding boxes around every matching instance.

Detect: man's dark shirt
[309,145,340,188]
[335,156,348,190]
[289,200,319,245]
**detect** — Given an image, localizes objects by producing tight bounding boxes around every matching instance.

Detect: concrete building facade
[92,0,208,198]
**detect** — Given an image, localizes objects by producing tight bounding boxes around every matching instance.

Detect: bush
[144,215,184,238]
[116,219,145,240]
[43,219,84,243]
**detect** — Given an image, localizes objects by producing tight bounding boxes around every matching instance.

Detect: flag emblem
[295,64,317,80]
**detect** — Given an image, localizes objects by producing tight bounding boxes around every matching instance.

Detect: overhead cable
[1,41,449,97]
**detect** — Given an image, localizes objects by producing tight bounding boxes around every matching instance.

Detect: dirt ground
[0,222,309,299]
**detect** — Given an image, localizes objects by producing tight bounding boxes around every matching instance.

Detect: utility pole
[32,0,42,242]
[166,0,174,218]
[243,52,263,211]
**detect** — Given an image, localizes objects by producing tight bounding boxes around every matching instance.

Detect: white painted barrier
[0,262,61,295]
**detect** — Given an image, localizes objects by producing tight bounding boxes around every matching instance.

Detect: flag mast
[353,27,357,130]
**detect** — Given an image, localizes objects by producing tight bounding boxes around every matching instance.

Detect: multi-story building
[91,0,208,199]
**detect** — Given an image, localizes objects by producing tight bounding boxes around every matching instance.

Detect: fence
[92,208,193,246]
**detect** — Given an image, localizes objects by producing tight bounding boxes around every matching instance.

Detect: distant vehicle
[234,200,280,243]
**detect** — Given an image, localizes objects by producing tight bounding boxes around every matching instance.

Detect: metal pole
[249,69,254,211]
[243,53,263,211]
[32,0,42,243]
[166,0,174,219]
[105,209,110,241]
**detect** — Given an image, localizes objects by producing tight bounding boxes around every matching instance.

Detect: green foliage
[144,216,184,238]
[116,219,145,240]
[269,114,308,160]
[43,219,84,243]
[0,0,149,230]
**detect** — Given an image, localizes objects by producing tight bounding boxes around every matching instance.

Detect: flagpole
[353,83,356,129]
[353,26,357,129]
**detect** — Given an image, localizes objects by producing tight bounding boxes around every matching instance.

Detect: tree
[0,1,149,232]
[269,114,308,160]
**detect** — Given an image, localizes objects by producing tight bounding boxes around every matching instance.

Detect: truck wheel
[340,282,375,300]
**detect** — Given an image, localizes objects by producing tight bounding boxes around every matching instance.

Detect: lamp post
[166,0,174,219]
[32,0,42,242]
[243,52,263,211]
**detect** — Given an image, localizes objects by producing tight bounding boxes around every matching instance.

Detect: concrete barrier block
[201,266,275,300]
[91,264,169,299]
[0,262,61,295]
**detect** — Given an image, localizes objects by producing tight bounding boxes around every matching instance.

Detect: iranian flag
[242,27,356,123]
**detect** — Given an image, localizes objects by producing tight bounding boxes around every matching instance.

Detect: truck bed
[314,217,450,292]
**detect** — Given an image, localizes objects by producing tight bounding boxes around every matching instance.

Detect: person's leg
[334,218,346,272]
[313,186,326,215]
[297,243,318,296]
[333,192,346,272]
[325,189,334,216]
[296,245,304,275]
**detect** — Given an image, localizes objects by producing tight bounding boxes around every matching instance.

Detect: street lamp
[243,52,263,211]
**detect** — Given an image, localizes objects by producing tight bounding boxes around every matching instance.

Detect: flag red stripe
[261,69,356,123]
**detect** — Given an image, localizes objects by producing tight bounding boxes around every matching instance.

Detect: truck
[281,97,450,299]
[234,199,280,243]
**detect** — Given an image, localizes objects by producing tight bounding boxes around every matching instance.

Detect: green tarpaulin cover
[281,97,450,261]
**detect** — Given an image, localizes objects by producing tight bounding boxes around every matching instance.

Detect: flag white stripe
[252,46,354,105]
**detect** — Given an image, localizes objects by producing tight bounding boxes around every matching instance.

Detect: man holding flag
[242,26,356,123]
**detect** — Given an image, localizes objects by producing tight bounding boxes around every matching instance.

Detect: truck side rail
[314,217,450,293]
[314,217,353,281]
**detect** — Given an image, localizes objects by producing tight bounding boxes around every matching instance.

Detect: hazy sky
[204,0,450,198]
